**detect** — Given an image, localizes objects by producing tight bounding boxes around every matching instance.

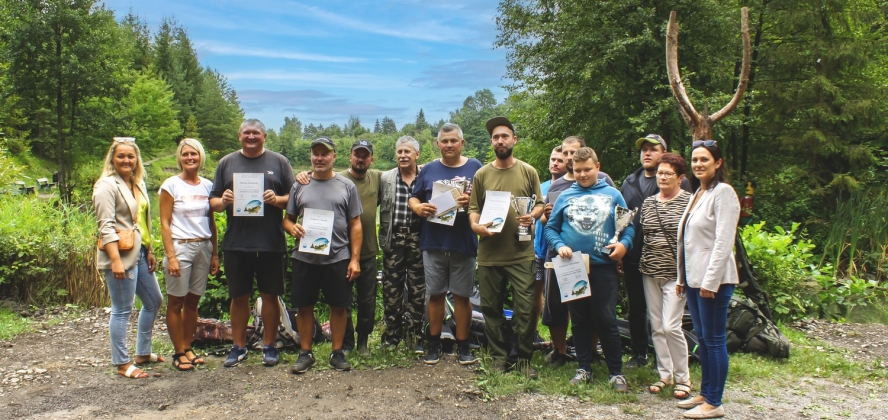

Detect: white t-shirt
[159,176,213,240]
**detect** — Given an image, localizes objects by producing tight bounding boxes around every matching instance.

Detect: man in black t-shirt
[210,119,295,368]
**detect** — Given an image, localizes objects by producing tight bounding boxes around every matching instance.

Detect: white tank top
[159,176,213,240]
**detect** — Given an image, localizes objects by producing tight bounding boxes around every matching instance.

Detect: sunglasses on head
[113,137,136,143]
[692,140,717,147]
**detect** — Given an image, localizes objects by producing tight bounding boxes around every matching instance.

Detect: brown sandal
[674,383,692,399]
[184,348,204,365]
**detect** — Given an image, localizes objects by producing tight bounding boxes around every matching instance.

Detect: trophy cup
[511,194,536,241]
[600,205,638,255]
[452,179,468,213]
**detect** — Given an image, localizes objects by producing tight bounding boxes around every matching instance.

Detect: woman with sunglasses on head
[159,138,219,371]
[93,137,164,379]
[675,140,740,419]
[640,153,692,399]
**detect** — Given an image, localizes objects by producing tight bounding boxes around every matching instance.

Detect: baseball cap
[635,134,668,150]
[485,116,515,136]
[351,139,373,154]
[311,137,336,151]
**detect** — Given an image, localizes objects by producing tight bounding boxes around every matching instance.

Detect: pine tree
[381,117,397,134]
[415,109,429,132]
[374,119,382,133]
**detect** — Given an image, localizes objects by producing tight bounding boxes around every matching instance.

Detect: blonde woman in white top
[160,138,219,371]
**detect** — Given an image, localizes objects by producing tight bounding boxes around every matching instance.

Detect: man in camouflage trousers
[378,136,425,352]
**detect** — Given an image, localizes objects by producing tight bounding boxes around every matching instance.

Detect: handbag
[98,182,140,252]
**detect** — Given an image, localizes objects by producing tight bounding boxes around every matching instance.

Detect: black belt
[396,226,420,234]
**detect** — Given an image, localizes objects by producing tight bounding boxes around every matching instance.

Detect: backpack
[725,295,791,359]
[247,296,300,350]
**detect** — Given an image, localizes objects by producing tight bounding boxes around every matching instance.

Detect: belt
[396,226,419,234]
[177,238,209,244]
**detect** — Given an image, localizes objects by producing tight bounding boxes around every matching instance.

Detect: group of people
[94,116,739,419]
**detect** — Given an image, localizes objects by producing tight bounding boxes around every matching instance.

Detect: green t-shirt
[340,168,382,260]
[468,161,544,266]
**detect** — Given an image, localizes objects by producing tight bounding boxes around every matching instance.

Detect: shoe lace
[575,369,589,380]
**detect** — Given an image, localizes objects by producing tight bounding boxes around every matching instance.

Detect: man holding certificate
[409,123,482,365]
[209,119,296,368]
[284,137,363,374]
[468,116,544,378]
[544,147,635,392]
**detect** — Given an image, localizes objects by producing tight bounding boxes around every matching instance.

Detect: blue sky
[100,0,510,133]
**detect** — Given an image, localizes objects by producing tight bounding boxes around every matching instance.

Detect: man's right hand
[414,203,437,218]
[295,171,311,185]
[471,221,495,237]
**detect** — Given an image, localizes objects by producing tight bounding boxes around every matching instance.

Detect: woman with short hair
[94,137,164,379]
[160,138,219,371]
[676,141,740,419]
[640,153,692,399]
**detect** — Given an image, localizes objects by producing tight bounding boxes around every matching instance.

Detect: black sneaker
[457,344,477,365]
[329,351,351,371]
[414,341,425,355]
[262,345,279,367]
[569,368,592,385]
[424,341,442,365]
[625,354,648,369]
[291,351,316,374]
[223,345,248,367]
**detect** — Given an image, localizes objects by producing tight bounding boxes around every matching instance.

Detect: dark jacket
[620,167,690,264]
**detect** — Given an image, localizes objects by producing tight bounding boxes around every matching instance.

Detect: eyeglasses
[113,137,136,143]
[656,171,677,178]
[692,140,717,147]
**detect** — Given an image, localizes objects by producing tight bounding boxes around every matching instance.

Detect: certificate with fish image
[299,208,335,255]
[552,252,591,303]
[233,173,264,217]
[478,190,511,233]
[428,182,461,226]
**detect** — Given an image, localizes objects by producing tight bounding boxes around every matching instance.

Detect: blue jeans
[686,284,735,407]
[105,248,163,365]
[568,264,623,376]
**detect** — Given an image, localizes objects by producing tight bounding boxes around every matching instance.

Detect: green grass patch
[0,306,32,340]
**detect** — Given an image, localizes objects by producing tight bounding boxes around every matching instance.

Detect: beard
[350,164,368,174]
[494,146,514,160]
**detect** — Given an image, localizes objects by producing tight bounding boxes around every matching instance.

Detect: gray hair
[239,118,267,135]
[437,123,463,141]
[396,136,421,152]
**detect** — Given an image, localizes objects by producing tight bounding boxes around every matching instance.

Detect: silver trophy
[452,179,468,213]
[600,205,638,255]
[511,194,536,241]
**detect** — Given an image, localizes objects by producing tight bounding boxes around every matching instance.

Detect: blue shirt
[545,180,635,266]
[534,179,553,258]
[412,159,483,256]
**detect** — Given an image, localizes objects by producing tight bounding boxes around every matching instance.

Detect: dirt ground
[1,304,887,419]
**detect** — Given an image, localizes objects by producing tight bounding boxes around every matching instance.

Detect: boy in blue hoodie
[545,147,635,391]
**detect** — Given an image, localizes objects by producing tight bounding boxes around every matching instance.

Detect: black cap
[310,137,335,151]
[485,116,515,136]
[351,139,373,154]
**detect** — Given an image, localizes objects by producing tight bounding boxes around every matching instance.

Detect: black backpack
[726,295,791,359]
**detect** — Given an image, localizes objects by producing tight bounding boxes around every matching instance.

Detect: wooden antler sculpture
[666,7,751,140]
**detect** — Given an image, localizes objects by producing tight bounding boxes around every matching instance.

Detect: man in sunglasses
[619,134,690,369]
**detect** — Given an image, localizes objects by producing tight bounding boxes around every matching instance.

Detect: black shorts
[223,251,286,298]
[541,267,571,327]
[290,258,352,308]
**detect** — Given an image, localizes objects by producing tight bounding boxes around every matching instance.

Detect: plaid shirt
[393,169,418,228]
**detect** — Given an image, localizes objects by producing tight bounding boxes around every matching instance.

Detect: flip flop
[134,353,165,365]
[119,364,148,379]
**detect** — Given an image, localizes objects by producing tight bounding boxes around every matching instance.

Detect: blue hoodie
[545,179,635,266]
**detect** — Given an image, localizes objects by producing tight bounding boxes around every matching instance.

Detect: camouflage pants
[382,232,425,344]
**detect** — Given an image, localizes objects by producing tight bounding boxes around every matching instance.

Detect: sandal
[134,353,165,365]
[674,383,692,400]
[184,348,204,365]
[649,380,670,394]
[172,353,194,371]
[118,364,148,379]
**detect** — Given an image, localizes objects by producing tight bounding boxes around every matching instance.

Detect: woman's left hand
[700,287,717,299]
[147,252,157,273]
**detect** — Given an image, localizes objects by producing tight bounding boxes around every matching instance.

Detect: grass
[475,322,887,403]
[0,305,32,340]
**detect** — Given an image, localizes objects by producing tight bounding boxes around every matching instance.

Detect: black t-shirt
[211,150,296,252]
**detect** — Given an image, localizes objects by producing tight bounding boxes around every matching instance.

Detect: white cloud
[195,41,365,63]
[226,70,406,90]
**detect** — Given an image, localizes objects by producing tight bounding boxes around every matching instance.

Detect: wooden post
[666,7,751,141]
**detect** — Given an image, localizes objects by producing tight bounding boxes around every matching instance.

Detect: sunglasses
[692,140,717,147]
[113,137,136,143]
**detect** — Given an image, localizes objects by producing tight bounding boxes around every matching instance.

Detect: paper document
[298,208,335,255]
[478,190,511,233]
[428,183,461,226]
[552,252,591,302]
[233,173,264,217]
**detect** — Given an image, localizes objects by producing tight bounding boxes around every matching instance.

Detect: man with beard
[619,134,690,368]
[378,136,426,353]
[295,139,382,357]
[534,147,566,319]
[469,116,544,377]
[408,125,482,365]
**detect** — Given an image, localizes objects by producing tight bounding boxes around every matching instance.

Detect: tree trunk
[55,23,68,203]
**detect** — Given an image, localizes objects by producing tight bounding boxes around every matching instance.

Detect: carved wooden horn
[666,7,751,141]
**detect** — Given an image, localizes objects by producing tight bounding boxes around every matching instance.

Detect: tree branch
[711,7,751,123]
[666,10,699,127]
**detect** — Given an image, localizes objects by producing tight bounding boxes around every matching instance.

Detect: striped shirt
[639,190,691,279]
